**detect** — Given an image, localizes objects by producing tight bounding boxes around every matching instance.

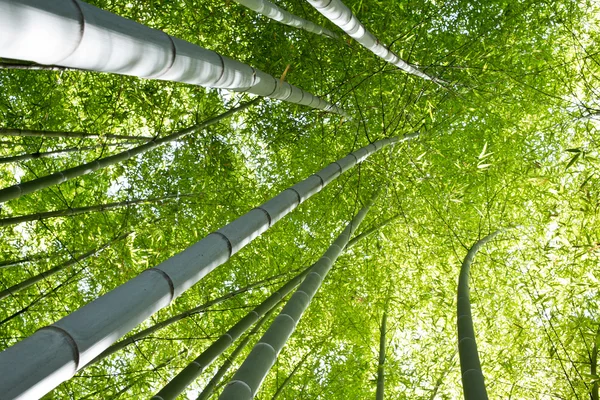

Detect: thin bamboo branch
[592,325,600,400]
[347,213,401,248]
[0,142,140,165]
[0,99,258,204]
[0,128,152,141]
[375,310,387,400]
[457,230,501,400]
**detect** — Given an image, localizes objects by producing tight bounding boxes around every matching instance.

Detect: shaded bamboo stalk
[0,128,152,142]
[0,0,345,115]
[234,0,337,39]
[87,269,296,366]
[0,99,258,204]
[152,265,313,400]
[219,190,379,399]
[0,134,416,399]
[592,325,600,400]
[347,213,401,248]
[0,143,141,165]
[457,231,501,400]
[0,193,194,227]
[0,231,133,301]
[306,0,443,83]
[196,303,282,400]
[376,310,387,400]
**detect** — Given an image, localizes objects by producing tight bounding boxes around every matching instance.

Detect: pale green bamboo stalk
[306,0,443,83]
[0,142,137,165]
[196,303,282,400]
[457,231,501,400]
[347,213,401,248]
[0,99,258,204]
[87,269,294,366]
[0,0,345,115]
[375,310,387,400]
[0,193,193,227]
[0,231,132,301]
[152,265,313,400]
[219,190,379,399]
[0,135,416,399]
[234,0,337,39]
[0,128,152,141]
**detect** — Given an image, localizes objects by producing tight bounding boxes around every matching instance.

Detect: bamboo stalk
[234,0,337,39]
[0,193,194,227]
[375,310,387,400]
[306,0,443,83]
[0,135,416,399]
[0,128,152,141]
[457,231,501,400]
[0,0,345,115]
[218,190,379,399]
[0,99,258,204]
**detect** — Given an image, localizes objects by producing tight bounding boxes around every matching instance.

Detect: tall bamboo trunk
[0,134,415,399]
[152,264,312,400]
[376,310,387,400]
[0,128,152,141]
[0,231,132,301]
[0,143,132,165]
[457,231,501,400]
[0,193,193,227]
[306,0,442,83]
[0,99,257,204]
[234,0,337,39]
[88,269,295,366]
[0,0,345,115]
[218,190,379,399]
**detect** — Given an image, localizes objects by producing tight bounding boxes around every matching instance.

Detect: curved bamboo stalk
[0,135,414,399]
[457,230,501,400]
[375,310,387,400]
[0,128,152,142]
[0,0,345,115]
[0,231,132,301]
[0,99,257,204]
[88,270,294,366]
[306,0,443,83]
[0,193,194,227]
[196,303,281,400]
[152,265,312,400]
[234,0,337,39]
[0,143,141,165]
[219,190,379,399]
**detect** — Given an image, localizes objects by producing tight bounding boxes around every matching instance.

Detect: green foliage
[1,0,599,398]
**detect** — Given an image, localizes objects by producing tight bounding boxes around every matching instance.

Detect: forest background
[0,0,599,398]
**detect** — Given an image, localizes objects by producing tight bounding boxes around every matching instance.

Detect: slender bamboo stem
[0,128,152,141]
[0,0,345,115]
[347,213,401,248]
[0,62,70,71]
[0,99,258,204]
[219,190,379,399]
[375,310,387,400]
[0,134,417,399]
[0,142,140,165]
[0,231,132,301]
[271,350,311,400]
[592,325,600,400]
[234,0,337,39]
[457,230,501,400]
[0,193,194,227]
[87,269,295,367]
[196,304,282,400]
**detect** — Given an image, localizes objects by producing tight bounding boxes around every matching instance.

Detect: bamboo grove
[0,0,599,399]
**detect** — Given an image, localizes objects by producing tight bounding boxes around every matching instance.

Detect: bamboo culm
[152,265,312,400]
[0,231,132,301]
[218,190,379,399]
[0,193,193,227]
[457,231,501,400]
[196,303,282,400]
[306,0,443,83]
[0,128,152,141]
[346,213,401,248]
[234,0,337,39]
[592,325,600,400]
[0,142,140,165]
[0,134,415,399]
[376,310,387,400]
[0,0,345,115]
[88,269,295,366]
[0,99,258,204]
